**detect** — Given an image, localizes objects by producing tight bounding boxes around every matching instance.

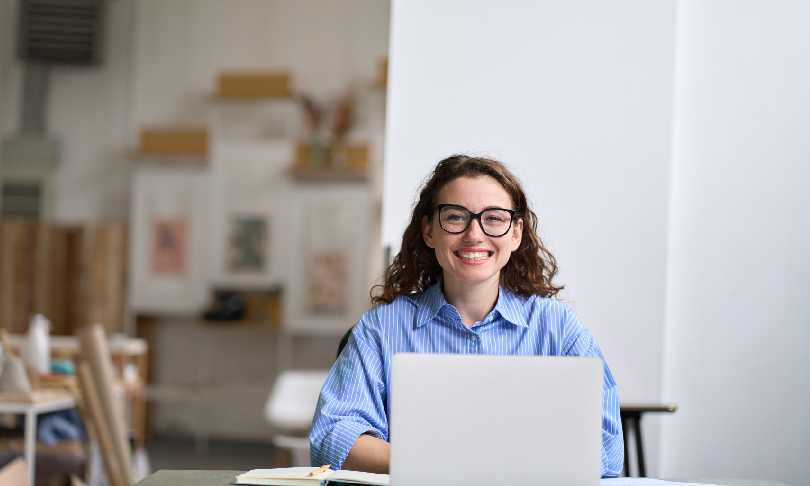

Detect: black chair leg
[621,416,630,476]
[633,414,645,477]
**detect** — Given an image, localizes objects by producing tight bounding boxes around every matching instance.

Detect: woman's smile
[453,247,494,265]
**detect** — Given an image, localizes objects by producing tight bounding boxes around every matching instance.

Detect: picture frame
[129,166,210,313]
[208,140,292,288]
[285,186,373,335]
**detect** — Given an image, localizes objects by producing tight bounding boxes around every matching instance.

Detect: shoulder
[518,294,584,338]
[509,292,573,326]
[356,293,420,334]
[533,296,576,323]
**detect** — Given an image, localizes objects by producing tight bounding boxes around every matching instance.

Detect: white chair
[264,370,329,466]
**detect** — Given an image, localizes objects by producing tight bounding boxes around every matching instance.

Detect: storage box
[243,288,283,329]
[216,71,292,98]
[138,128,208,155]
[340,144,370,171]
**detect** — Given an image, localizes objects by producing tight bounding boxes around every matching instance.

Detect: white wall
[386,0,810,482]
[385,0,677,475]
[0,0,137,221]
[0,0,19,136]
[48,0,136,221]
[660,1,810,485]
[131,0,389,133]
[2,0,389,221]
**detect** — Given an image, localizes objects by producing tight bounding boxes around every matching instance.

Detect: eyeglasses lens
[439,207,512,236]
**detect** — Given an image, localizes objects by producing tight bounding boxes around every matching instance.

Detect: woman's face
[421,175,523,292]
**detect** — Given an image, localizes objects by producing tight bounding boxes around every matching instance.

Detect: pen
[307,465,332,478]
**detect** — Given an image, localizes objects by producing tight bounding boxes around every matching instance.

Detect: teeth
[459,251,489,260]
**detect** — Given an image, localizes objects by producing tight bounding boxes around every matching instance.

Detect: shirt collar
[414,282,448,328]
[413,281,529,328]
[492,286,529,328]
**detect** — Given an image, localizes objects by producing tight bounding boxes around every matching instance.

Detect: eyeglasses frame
[434,203,518,237]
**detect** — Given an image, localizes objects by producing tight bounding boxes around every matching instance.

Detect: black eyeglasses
[434,204,517,237]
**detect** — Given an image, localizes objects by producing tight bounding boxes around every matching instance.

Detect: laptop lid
[390,354,602,486]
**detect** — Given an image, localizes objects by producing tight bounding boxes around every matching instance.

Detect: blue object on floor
[38,409,86,445]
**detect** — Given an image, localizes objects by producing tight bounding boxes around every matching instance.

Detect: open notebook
[234,466,389,486]
[234,467,726,486]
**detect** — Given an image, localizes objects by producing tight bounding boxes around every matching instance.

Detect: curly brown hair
[371,154,563,304]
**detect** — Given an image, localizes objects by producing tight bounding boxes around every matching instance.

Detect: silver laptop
[390,354,602,486]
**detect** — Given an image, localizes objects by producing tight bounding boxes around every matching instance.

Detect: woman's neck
[442,277,499,327]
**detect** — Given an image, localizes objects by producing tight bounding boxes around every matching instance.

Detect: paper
[235,467,389,486]
[601,479,724,486]
[150,218,187,275]
[327,470,390,485]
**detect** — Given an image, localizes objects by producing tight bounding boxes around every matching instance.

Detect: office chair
[336,327,353,360]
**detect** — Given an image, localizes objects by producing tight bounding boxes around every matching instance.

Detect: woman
[309,155,623,477]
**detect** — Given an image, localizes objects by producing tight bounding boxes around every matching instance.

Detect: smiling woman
[309,154,624,478]
[375,155,563,306]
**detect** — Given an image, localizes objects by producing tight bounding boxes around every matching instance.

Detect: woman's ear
[510,218,523,252]
[421,216,435,248]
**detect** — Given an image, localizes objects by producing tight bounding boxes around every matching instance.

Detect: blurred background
[0,1,808,486]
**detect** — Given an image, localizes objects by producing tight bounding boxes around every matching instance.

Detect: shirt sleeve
[309,311,388,468]
[561,306,624,478]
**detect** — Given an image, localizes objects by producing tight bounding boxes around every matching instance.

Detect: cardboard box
[216,71,292,98]
[138,128,208,155]
[340,144,370,171]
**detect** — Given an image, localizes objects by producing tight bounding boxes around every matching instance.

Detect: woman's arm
[342,433,390,473]
[560,305,624,478]
[309,314,390,470]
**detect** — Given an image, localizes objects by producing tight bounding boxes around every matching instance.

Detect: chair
[264,370,328,466]
[77,324,132,486]
[336,327,353,359]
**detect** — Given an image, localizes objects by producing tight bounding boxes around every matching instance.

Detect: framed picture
[209,141,291,287]
[150,218,187,275]
[306,250,348,314]
[226,213,268,273]
[285,187,373,335]
[130,166,210,313]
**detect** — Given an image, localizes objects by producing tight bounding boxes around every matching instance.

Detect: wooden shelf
[207,93,294,102]
[128,151,208,167]
[214,71,293,99]
[287,166,369,183]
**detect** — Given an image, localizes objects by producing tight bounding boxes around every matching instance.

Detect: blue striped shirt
[309,282,624,477]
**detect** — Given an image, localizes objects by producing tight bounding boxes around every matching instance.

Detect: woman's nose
[463,216,486,240]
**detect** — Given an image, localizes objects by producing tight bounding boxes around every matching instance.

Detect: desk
[0,390,76,486]
[8,333,149,446]
[620,402,677,477]
[135,470,792,486]
[137,470,242,486]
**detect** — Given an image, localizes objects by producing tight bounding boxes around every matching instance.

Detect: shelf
[128,151,208,167]
[208,93,294,101]
[214,71,293,99]
[287,166,369,183]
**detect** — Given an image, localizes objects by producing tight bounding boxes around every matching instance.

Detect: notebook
[234,466,389,486]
